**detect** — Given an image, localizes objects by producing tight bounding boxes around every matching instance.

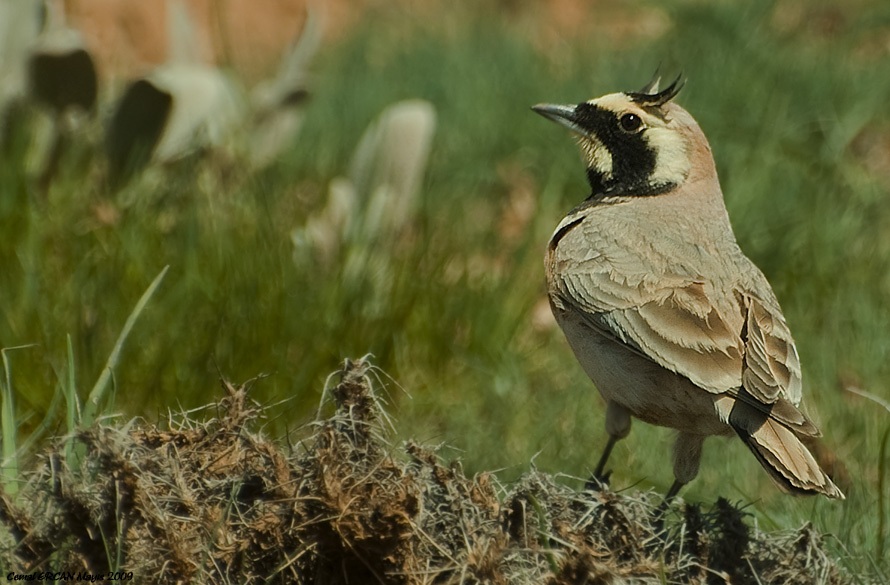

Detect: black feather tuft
[636,65,662,95]
[626,73,685,107]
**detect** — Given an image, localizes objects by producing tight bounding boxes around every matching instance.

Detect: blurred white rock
[143,63,241,162]
[105,0,243,187]
[292,177,357,267]
[0,0,98,188]
[0,0,41,122]
[27,0,97,115]
[292,99,437,282]
[352,99,437,239]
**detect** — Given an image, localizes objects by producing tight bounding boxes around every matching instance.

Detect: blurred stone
[0,0,42,111]
[351,99,437,238]
[28,1,98,114]
[105,1,243,187]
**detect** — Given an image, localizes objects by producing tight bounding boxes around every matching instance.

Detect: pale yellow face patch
[644,126,691,187]
[577,135,613,180]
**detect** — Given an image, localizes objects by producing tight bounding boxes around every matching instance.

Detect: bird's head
[533,75,713,199]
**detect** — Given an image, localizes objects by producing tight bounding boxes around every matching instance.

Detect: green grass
[1,0,889,578]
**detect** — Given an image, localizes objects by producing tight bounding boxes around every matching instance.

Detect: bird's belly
[556,310,732,437]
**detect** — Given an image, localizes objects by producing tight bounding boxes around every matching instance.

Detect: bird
[531,74,843,501]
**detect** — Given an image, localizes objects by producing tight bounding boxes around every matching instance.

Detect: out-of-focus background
[2,0,889,575]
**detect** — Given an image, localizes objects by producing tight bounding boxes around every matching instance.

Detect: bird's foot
[650,482,683,540]
[653,498,672,524]
[584,470,612,492]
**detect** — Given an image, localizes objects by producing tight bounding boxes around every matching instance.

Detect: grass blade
[878,425,890,563]
[64,334,79,463]
[1,344,37,496]
[81,266,169,425]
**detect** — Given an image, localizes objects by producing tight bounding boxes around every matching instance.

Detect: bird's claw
[585,470,612,492]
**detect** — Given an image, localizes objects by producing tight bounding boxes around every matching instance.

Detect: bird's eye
[619,113,643,133]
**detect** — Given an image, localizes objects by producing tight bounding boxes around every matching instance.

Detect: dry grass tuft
[0,358,856,584]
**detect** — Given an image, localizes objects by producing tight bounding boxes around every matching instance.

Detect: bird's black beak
[531,103,586,136]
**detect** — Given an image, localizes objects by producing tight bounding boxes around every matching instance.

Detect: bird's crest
[626,72,685,107]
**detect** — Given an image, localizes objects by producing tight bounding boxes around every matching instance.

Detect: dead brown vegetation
[0,358,855,584]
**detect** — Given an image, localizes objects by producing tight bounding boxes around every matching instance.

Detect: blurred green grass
[2,0,889,576]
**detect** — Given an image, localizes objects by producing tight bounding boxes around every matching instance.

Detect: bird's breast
[553,306,733,436]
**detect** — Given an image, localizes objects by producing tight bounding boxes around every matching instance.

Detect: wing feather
[550,220,804,413]
[741,295,802,405]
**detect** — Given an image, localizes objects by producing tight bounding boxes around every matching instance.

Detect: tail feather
[731,405,844,499]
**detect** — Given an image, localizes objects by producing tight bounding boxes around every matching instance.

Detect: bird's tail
[733,415,844,499]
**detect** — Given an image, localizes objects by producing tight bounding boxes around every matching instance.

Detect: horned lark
[533,76,843,500]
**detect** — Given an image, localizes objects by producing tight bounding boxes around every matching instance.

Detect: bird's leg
[655,480,685,516]
[664,478,684,501]
[670,432,704,497]
[587,435,617,488]
[654,433,705,518]
[652,479,686,536]
[586,401,631,491]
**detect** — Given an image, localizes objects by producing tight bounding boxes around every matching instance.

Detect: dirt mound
[0,359,852,584]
